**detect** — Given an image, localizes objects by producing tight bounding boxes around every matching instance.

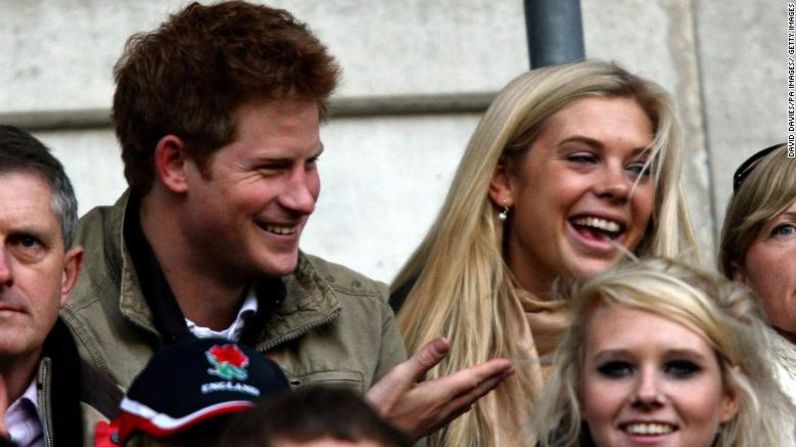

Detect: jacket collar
[110,189,340,348]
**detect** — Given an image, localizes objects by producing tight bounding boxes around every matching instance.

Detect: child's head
[219,386,411,447]
[96,338,290,447]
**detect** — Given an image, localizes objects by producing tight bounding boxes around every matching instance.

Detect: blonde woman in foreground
[534,257,793,446]
[391,60,699,446]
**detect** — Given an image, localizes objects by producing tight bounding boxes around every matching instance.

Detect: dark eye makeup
[595,358,703,380]
[663,359,702,378]
[596,361,634,378]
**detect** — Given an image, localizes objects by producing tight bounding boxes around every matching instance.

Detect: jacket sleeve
[373,288,408,383]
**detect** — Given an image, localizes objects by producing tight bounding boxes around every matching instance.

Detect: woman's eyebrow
[663,348,708,361]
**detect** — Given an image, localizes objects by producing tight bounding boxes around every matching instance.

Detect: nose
[0,248,14,288]
[631,369,665,410]
[594,163,631,203]
[279,168,318,215]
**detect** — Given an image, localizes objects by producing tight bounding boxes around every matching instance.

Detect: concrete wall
[695,1,786,229]
[0,0,786,282]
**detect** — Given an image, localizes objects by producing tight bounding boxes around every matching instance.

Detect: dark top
[122,193,286,345]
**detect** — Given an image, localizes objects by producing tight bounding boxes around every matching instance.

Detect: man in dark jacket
[0,125,117,446]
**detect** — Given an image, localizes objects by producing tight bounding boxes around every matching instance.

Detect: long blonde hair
[534,257,793,446]
[392,61,698,446]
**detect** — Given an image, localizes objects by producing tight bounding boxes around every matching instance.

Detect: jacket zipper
[37,358,55,447]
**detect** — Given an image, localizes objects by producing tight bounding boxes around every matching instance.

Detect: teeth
[572,217,621,233]
[264,224,296,235]
[624,423,675,435]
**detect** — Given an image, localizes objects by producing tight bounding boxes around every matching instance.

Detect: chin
[569,259,621,279]
[257,252,300,278]
[0,337,39,359]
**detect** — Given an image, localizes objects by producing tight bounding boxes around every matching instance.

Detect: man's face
[180,99,322,282]
[0,172,82,362]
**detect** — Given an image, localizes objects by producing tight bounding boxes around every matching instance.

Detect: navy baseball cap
[95,338,289,445]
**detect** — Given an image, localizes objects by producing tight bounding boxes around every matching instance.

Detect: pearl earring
[498,206,510,221]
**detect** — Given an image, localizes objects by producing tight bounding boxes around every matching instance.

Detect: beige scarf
[481,287,572,446]
[520,288,573,379]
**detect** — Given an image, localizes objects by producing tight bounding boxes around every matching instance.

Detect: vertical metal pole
[524,0,585,68]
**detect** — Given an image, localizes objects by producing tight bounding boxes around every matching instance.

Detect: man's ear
[488,156,514,208]
[154,135,190,193]
[59,246,83,308]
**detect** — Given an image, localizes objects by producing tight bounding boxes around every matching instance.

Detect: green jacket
[61,191,407,393]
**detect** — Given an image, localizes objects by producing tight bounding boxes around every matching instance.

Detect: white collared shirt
[185,288,259,341]
[5,379,43,447]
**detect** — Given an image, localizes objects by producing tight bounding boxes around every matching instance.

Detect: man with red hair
[63,1,511,442]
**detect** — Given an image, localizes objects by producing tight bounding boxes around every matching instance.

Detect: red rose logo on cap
[206,344,250,381]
